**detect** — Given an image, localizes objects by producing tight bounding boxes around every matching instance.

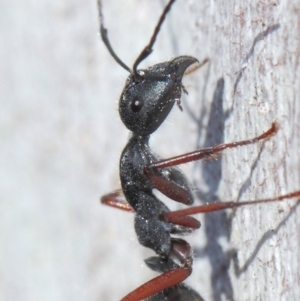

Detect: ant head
[98,1,197,135]
[119,56,198,136]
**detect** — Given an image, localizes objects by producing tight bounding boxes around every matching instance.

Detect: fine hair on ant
[97,1,300,300]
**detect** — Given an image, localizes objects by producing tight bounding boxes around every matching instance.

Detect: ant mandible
[97,0,300,300]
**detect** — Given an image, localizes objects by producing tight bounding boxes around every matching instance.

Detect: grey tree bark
[1,0,299,301]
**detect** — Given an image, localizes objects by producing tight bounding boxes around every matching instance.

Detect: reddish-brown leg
[101,190,134,212]
[161,191,300,225]
[145,122,278,171]
[144,172,194,205]
[120,268,191,301]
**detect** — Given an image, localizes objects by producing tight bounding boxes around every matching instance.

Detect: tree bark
[185,1,300,301]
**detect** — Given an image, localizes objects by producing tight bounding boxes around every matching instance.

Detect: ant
[97,0,300,300]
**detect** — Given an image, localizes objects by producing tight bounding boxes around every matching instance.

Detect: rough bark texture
[1,0,299,301]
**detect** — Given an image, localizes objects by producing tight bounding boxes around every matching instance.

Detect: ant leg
[101,190,134,212]
[161,191,300,224]
[120,268,191,301]
[144,123,278,228]
[145,122,278,171]
[121,239,193,301]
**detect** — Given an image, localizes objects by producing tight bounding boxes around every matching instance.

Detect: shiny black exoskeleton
[120,57,197,256]
[105,53,204,301]
[118,57,205,301]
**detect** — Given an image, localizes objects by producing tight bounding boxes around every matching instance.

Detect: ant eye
[131,97,144,113]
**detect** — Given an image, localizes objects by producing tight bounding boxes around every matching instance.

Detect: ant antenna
[97,0,132,74]
[132,0,176,77]
[98,0,176,80]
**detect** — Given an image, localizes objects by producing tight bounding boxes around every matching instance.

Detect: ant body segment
[97,1,300,300]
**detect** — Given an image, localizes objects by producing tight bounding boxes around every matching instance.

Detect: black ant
[97,0,300,300]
